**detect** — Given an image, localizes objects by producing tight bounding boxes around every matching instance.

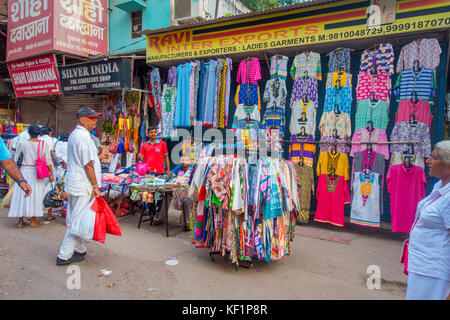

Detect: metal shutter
[56,94,104,136]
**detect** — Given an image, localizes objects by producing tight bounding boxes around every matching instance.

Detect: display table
[129,183,189,237]
[101,178,189,237]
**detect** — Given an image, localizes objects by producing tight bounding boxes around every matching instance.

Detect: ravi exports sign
[8,53,62,97]
[58,58,132,93]
[7,0,108,62]
[146,0,450,63]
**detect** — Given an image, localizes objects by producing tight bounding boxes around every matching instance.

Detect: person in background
[10,127,30,154]
[52,133,69,181]
[406,140,450,300]
[40,126,57,221]
[170,156,193,176]
[138,126,170,225]
[171,156,194,228]
[8,125,52,228]
[91,128,102,155]
[56,107,103,265]
[138,126,170,175]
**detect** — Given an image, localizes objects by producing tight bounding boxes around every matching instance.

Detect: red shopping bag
[92,197,122,237]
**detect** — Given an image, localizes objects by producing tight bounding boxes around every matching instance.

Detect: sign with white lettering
[7,0,53,62]
[6,0,109,62]
[58,58,132,93]
[8,53,62,97]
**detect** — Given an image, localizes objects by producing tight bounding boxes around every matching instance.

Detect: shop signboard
[146,0,450,63]
[7,0,54,62]
[53,0,108,58]
[8,53,62,97]
[6,0,108,62]
[58,58,132,93]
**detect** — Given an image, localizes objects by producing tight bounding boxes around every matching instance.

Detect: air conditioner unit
[174,0,208,24]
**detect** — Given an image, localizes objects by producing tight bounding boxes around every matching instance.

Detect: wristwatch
[16,179,27,185]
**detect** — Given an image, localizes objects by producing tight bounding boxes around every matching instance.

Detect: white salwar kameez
[57,125,101,261]
[8,140,52,218]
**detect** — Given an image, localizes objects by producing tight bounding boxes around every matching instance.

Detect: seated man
[170,156,193,176]
[138,126,170,225]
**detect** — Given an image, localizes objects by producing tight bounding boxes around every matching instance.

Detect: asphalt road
[0,206,409,300]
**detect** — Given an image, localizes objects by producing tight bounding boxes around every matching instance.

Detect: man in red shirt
[138,127,170,175]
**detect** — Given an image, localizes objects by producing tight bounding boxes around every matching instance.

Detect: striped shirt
[261,106,285,138]
[289,134,316,167]
[394,67,436,103]
[270,55,289,81]
[290,52,322,80]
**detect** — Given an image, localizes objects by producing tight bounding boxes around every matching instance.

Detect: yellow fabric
[316,151,349,181]
[328,71,351,87]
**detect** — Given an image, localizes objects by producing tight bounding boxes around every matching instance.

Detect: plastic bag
[69,198,96,240]
[92,197,121,236]
[1,186,14,208]
[69,197,121,243]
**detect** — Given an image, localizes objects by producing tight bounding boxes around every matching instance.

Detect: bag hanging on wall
[35,140,50,179]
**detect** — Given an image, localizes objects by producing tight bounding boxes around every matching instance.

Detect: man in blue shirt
[0,138,32,197]
[170,156,193,176]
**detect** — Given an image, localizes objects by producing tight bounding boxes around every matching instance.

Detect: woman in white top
[53,132,69,181]
[9,125,53,228]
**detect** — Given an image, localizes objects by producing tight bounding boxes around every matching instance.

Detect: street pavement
[0,206,409,300]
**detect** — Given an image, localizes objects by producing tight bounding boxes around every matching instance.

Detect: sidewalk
[0,206,408,300]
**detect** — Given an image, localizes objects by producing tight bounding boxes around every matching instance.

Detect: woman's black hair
[59,132,69,142]
[40,126,51,135]
[28,125,41,138]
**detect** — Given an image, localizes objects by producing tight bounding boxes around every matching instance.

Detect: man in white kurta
[56,107,103,265]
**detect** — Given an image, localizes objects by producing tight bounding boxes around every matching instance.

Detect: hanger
[303,70,309,80]
[367,43,379,51]
[297,126,307,139]
[366,120,374,132]
[363,164,371,179]
[334,103,341,115]
[332,128,339,140]
[409,113,418,127]
[410,91,418,104]
[367,143,373,157]
[413,60,421,73]
[370,92,378,104]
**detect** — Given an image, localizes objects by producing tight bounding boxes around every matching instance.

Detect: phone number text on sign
[323,17,450,42]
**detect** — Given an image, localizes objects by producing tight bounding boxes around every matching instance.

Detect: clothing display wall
[150,36,444,234]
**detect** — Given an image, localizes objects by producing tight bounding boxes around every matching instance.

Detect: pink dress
[386,164,426,233]
[314,174,350,227]
[395,99,432,129]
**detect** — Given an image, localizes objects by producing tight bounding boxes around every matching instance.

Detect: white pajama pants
[108,152,133,173]
[57,194,91,260]
[406,272,450,300]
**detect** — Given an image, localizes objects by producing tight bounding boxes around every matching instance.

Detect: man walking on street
[56,107,103,265]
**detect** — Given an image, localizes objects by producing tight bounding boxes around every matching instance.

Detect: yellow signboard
[147,0,450,63]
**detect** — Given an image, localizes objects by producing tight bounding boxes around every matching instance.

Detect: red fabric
[139,140,168,174]
[93,209,106,244]
[314,174,350,227]
[92,197,121,243]
[400,239,409,275]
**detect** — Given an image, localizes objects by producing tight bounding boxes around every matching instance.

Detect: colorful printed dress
[350,171,380,228]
